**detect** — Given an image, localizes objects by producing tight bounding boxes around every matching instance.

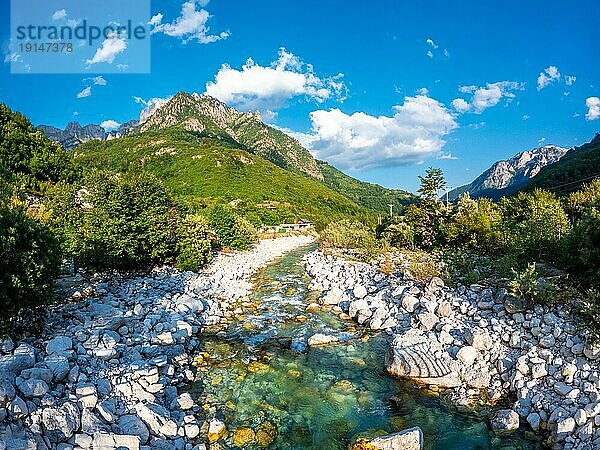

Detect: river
[190,244,543,449]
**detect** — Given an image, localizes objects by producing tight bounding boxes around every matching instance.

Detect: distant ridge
[448,144,569,200]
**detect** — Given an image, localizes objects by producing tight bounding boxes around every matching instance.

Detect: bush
[320,219,380,261]
[0,195,61,333]
[175,214,214,271]
[408,253,442,285]
[561,203,600,285]
[47,171,177,269]
[0,103,76,191]
[507,263,557,305]
[499,189,570,258]
[209,204,257,251]
[576,289,600,341]
[380,220,414,249]
[446,195,501,253]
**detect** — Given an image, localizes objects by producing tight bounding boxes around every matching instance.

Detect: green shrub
[507,262,557,304]
[209,204,257,251]
[576,289,600,341]
[320,219,380,261]
[561,203,600,285]
[446,195,501,253]
[175,214,214,271]
[380,220,414,249]
[47,171,177,269]
[0,195,61,333]
[499,189,570,258]
[408,253,442,285]
[0,103,76,191]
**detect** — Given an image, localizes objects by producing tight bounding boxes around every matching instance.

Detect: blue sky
[1,0,599,192]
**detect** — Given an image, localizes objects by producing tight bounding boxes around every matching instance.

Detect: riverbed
[191,244,541,450]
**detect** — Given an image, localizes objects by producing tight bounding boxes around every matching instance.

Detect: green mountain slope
[526,133,600,194]
[317,161,415,214]
[73,129,370,229]
[137,92,322,179]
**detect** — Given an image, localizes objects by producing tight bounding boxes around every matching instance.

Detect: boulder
[46,336,73,355]
[464,328,492,351]
[42,402,81,443]
[490,409,520,432]
[208,418,227,443]
[307,334,339,347]
[322,287,344,306]
[456,346,478,366]
[352,427,423,450]
[386,331,461,388]
[118,415,150,444]
[17,378,49,398]
[92,433,140,450]
[0,343,35,374]
[353,284,368,299]
[0,379,16,407]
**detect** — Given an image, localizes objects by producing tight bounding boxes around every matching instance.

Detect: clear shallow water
[191,244,543,450]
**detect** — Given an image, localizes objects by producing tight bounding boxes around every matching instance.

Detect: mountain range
[38,121,138,151]
[53,92,414,225]
[448,145,570,201]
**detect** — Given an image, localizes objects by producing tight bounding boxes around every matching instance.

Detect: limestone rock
[42,402,81,443]
[490,409,520,432]
[307,333,339,347]
[352,427,423,450]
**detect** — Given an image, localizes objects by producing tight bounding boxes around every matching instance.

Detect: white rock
[456,346,478,366]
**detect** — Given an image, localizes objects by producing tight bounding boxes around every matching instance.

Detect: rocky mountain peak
[449,144,569,200]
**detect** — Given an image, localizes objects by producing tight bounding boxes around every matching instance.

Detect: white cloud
[76,76,107,98]
[77,86,92,98]
[296,94,458,170]
[426,50,434,58]
[149,0,229,44]
[86,33,127,66]
[100,120,121,131]
[537,66,561,90]
[438,152,458,160]
[586,97,600,121]
[426,38,438,49]
[522,114,530,120]
[134,96,173,123]
[205,48,347,112]
[451,98,471,113]
[565,75,576,86]
[52,9,67,21]
[454,81,524,114]
[443,49,450,58]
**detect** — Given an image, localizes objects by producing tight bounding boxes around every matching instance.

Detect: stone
[352,427,423,450]
[527,412,541,431]
[92,433,140,450]
[233,428,255,447]
[322,287,344,306]
[255,421,277,447]
[81,408,109,434]
[0,379,16,407]
[456,346,478,366]
[348,299,369,319]
[42,402,81,443]
[45,355,70,381]
[307,333,339,347]
[46,336,73,355]
[401,294,420,313]
[504,296,527,314]
[575,409,587,426]
[207,418,226,443]
[386,331,460,388]
[171,392,195,411]
[118,415,150,444]
[8,395,28,418]
[436,302,452,317]
[0,343,35,374]
[464,328,492,351]
[135,402,177,437]
[490,409,520,432]
[555,417,576,435]
[353,284,368,299]
[17,378,49,398]
[417,312,437,331]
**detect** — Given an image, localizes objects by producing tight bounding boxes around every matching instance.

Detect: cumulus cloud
[295,95,458,170]
[452,81,525,114]
[565,75,576,86]
[586,97,600,121]
[426,38,438,49]
[134,96,173,122]
[100,120,121,131]
[537,66,561,90]
[425,38,449,59]
[149,0,229,44]
[86,33,127,65]
[52,9,67,21]
[205,48,348,112]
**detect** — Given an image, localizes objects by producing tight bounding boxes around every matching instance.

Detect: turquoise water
[191,245,543,449]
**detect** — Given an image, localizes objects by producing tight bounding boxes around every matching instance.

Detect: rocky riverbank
[303,250,600,450]
[0,235,314,450]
